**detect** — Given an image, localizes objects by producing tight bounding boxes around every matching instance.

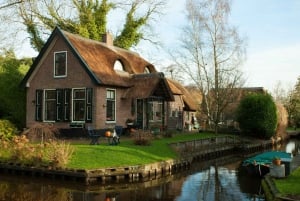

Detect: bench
[87,126,123,145]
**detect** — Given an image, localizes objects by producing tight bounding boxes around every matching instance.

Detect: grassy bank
[273,167,300,197]
[67,132,220,169]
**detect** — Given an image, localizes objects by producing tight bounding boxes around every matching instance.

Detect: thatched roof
[167,79,198,111]
[122,73,174,101]
[63,30,157,87]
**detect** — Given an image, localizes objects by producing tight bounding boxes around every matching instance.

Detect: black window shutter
[56,89,63,121]
[35,90,43,121]
[63,89,71,121]
[86,88,93,123]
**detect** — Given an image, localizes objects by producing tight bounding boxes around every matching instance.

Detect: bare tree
[272,80,293,104]
[161,64,185,83]
[171,0,246,133]
[0,0,23,9]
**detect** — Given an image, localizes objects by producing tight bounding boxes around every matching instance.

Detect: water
[0,139,298,201]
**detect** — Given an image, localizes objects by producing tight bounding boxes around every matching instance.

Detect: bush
[44,140,74,168]
[1,134,73,168]
[0,119,18,140]
[236,93,277,139]
[23,123,58,143]
[132,130,152,145]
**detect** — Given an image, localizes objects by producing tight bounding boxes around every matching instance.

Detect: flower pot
[273,158,281,166]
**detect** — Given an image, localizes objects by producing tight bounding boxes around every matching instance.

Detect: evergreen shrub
[236,93,277,139]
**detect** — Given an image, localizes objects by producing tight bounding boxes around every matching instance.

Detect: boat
[240,151,292,177]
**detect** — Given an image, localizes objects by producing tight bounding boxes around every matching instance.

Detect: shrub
[2,134,73,168]
[44,140,74,168]
[23,123,58,143]
[132,130,152,146]
[163,130,173,138]
[0,119,18,140]
[236,93,277,139]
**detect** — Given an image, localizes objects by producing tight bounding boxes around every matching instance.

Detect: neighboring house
[21,27,197,134]
[167,80,198,130]
[221,87,267,127]
[200,87,266,129]
[182,86,267,130]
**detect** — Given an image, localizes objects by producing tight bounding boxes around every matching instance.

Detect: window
[44,90,56,121]
[144,67,150,73]
[54,51,67,77]
[114,60,124,71]
[171,109,179,117]
[35,88,92,123]
[148,100,163,121]
[73,89,85,122]
[106,89,116,122]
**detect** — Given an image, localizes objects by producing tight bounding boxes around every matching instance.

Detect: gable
[167,79,198,111]
[122,73,174,101]
[22,27,157,88]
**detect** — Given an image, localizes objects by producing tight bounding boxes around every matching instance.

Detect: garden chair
[87,126,100,145]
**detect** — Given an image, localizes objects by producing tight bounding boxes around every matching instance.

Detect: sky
[14,0,300,93]
[149,0,300,92]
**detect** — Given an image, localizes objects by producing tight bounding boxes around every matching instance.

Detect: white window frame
[106,88,116,123]
[149,101,163,122]
[43,89,56,122]
[54,51,67,78]
[71,88,86,123]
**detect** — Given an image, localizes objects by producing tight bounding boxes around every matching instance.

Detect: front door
[136,99,144,129]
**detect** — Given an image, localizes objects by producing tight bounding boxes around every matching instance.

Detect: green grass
[286,127,300,131]
[274,167,300,196]
[67,132,221,169]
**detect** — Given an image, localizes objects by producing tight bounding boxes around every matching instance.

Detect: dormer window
[54,51,67,77]
[114,60,124,71]
[144,67,150,73]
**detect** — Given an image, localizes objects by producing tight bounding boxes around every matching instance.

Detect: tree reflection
[0,181,71,201]
[175,165,264,201]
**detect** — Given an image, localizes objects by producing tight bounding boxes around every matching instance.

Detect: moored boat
[241,151,292,177]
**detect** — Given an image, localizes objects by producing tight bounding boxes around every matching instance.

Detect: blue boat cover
[243,151,292,166]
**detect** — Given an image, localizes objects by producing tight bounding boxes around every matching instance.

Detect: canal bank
[0,136,279,185]
[261,133,300,201]
[262,153,300,201]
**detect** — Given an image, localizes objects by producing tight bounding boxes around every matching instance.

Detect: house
[21,27,197,135]
[221,87,267,127]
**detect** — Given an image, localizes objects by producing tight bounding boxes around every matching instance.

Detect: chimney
[102,32,113,46]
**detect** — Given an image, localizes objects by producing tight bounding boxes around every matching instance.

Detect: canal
[0,139,298,201]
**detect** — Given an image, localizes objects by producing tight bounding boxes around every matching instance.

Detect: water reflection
[0,162,263,201]
[284,139,300,155]
[1,139,298,201]
[175,166,264,201]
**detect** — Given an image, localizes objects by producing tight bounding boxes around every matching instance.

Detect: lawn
[274,167,300,197]
[67,132,220,169]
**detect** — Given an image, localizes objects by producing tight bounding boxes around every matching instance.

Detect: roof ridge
[62,30,141,57]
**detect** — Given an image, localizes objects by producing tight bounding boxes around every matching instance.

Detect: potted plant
[272,156,281,166]
[126,118,134,126]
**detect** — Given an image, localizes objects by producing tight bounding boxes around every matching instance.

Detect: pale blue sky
[18,0,300,92]
[229,0,300,91]
[144,0,300,92]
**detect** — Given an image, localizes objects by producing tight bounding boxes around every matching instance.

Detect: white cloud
[244,44,300,91]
